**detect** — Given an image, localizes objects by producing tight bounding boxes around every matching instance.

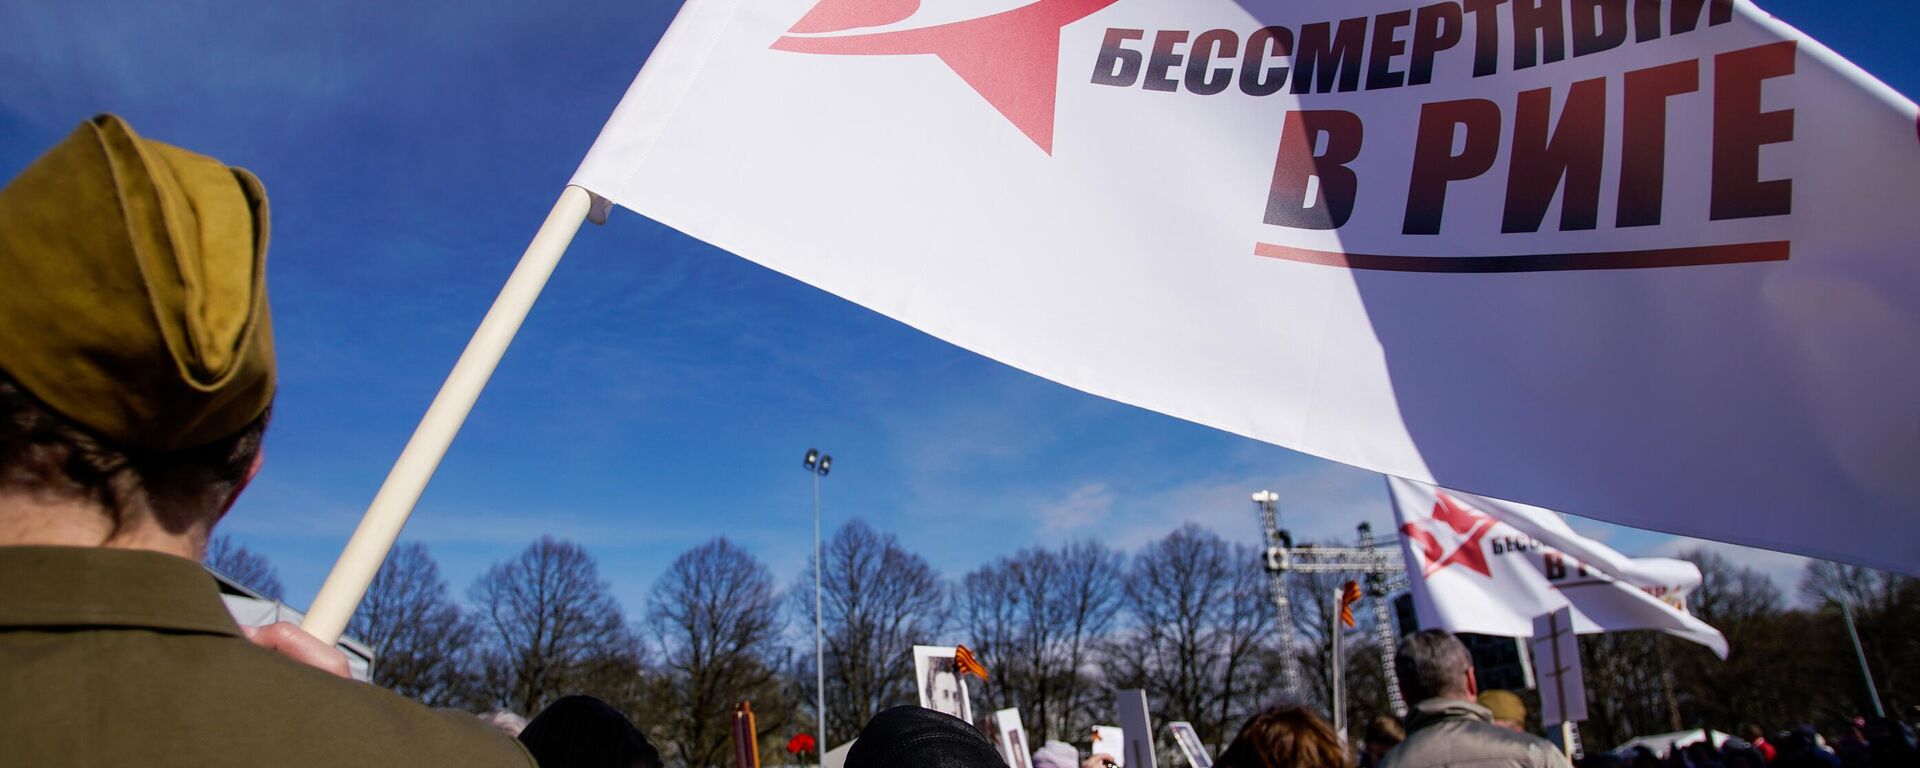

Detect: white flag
[571,0,1920,574]
[1388,476,1728,658]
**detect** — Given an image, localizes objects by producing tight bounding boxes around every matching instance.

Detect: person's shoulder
[0,626,534,767]
[1462,720,1564,758]
[1385,718,1567,768]
[139,634,534,768]
[218,641,533,765]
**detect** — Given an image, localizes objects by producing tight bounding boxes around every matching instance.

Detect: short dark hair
[1217,705,1348,768]
[1396,630,1473,703]
[0,374,266,536]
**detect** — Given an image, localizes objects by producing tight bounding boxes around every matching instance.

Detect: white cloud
[1037,482,1117,533]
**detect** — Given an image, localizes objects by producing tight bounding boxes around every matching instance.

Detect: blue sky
[3,0,1912,618]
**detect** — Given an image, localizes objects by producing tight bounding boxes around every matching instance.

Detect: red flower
[787,733,818,755]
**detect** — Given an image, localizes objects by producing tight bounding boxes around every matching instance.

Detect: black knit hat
[519,695,663,768]
[846,706,1010,768]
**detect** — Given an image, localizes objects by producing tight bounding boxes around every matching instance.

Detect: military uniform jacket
[1378,698,1574,768]
[0,546,537,768]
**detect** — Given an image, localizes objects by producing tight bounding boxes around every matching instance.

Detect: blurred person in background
[1215,705,1347,768]
[1362,715,1407,768]
[1380,631,1570,768]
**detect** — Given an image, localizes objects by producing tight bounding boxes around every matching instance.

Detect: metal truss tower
[1252,491,1411,716]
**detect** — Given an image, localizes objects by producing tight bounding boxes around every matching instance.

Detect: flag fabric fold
[571,0,1920,574]
[1388,476,1729,658]
[954,644,990,681]
[1338,580,1362,628]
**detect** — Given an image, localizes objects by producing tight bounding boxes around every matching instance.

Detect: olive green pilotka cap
[0,114,274,452]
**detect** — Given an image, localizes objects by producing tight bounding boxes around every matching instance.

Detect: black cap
[846,706,1009,768]
[519,695,663,768]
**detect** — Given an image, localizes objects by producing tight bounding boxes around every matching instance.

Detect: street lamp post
[1839,599,1886,717]
[802,448,833,768]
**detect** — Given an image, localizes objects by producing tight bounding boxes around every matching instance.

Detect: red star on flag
[1400,492,1496,579]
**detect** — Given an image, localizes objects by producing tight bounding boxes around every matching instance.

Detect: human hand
[1083,754,1119,768]
[243,622,352,679]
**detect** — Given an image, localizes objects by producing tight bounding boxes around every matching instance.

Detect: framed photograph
[1091,725,1126,766]
[996,708,1033,768]
[912,645,974,723]
[1167,721,1212,768]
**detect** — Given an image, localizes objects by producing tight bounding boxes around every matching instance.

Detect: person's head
[847,705,1007,768]
[1363,715,1405,762]
[518,695,663,768]
[1216,705,1348,768]
[1720,738,1762,768]
[1396,630,1477,703]
[1775,729,1813,757]
[0,114,273,560]
[1476,690,1527,732]
[1740,725,1766,743]
[1032,740,1079,768]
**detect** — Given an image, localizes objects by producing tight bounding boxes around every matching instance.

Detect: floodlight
[804,448,819,470]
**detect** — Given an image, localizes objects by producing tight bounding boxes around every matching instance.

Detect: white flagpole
[302,184,598,645]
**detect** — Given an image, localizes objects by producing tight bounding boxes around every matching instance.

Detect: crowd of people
[0,117,1913,768]
[1579,722,1920,768]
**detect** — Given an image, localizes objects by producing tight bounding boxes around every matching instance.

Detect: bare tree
[469,536,631,716]
[1579,549,1853,746]
[650,537,789,768]
[798,519,946,746]
[957,540,1123,745]
[205,534,284,600]
[1110,525,1274,751]
[347,542,479,707]
[1799,559,1918,719]
[960,549,1052,729]
[1049,540,1125,742]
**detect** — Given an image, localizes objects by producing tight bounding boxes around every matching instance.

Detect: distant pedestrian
[1033,740,1081,768]
[1477,691,1528,733]
[1378,630,1572,768]
[1741,726,1777,763]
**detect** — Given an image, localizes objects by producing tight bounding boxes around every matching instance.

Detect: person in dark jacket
[1377,630,1572,768]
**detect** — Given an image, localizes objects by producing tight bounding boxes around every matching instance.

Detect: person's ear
[218,449,265,520]
[1464,666,1479,698]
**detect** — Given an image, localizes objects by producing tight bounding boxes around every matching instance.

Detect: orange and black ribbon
[954,644,990,681]
[1339,580,1362,628]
